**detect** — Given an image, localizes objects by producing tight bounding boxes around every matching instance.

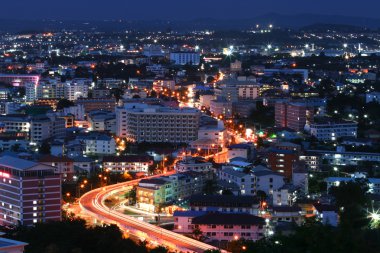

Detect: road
[79,174,219,253]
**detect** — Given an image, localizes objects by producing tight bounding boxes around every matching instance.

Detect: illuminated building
[0,156,61,226]
[170,52,200,65]
[308,146,380,166]
[102,155,153,173]
[64,79,90,101]
[0,74,39,87]
[268,148,298,180]
[275,101,314,132]
[189,213,265,241]
[175,157,213,173]
[306,118,358,141]
[136,172,211,212]
[116,103,200,143]
[76,98,116,112]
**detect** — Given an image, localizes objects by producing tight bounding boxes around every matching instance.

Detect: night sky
[2,0,380,20]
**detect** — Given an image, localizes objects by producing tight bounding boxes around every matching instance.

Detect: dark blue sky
[3,0,380,20]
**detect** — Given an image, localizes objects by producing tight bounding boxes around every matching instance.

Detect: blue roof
[173,210,206,217]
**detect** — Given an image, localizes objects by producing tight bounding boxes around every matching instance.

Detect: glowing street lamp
[368,209,380,229]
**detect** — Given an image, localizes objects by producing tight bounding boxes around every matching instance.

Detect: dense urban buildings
[0,7,379,252]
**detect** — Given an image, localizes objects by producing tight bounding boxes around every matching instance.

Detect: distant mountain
[0,13,379,33]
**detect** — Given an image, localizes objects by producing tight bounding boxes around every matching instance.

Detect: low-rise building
[188,194,260,215]
[218,168,253,195]
[175,157,213,173]
[136,172,211,212]
[191,213,265,241]
[102,155,153,173]
[307,118,358,141]
[271,205,303,225]
[39,155,75,181]
[313,203,338,227]
[0,235,28,253]
[79,133,116,156]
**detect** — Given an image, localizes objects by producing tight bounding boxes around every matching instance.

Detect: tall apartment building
[116,103,200,143]
[64,79,90,101]
[268,148,299,179]
[275,101,314,131]
[170,52,200,65]
[0,156,61,226]
[238,85,259,100]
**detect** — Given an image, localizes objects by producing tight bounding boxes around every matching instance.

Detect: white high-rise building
[170,52,200,65]
[25,82,36,102]
[64,79,90,101]
[116,103,201,143]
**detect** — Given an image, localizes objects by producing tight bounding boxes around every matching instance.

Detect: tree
[124,187,137,205]
[203,179,219,195]
[329,180,370,229]
[150,246,168,253]
[3,219,151,253]
[56,99,75,110]
[10,143,21,152]
[318,79,335,97]
[39,141,51,155]
[222,189,234,195]
[192,227,203,240]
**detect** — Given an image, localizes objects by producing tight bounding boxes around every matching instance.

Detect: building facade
[0,156,61,226]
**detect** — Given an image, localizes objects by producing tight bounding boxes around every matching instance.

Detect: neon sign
[0,172,10,178]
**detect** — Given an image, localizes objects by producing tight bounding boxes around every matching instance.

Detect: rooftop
[192,212,265,225]
[0,156,38,170]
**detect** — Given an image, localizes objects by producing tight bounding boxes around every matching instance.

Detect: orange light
[66,192,71,197]
[83,180,88,184]
[80,184,85,188]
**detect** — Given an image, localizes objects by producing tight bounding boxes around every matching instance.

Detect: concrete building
[0,156,61,226]
[0,115,30,134]
[87,111,116,133]
[308,147,380,166]
[0,235,28,253]
[79,133,116,156]
[0,74,39,87]
[116,103,200,143]
[251,169,285,195]
[64,79,90,101]
[170,52,200,65]
[268,148,299,180]
[39,155,75,181]
[175,157,213,173]
[76,98,116,113]
[238,85,259,100]
[306,118,358,141]
[218,168,253,195]
[136,172,211,212]
[275,101,314,132]
[102,155,153,173]
[191,213,265,241]
[210,97,232,118]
